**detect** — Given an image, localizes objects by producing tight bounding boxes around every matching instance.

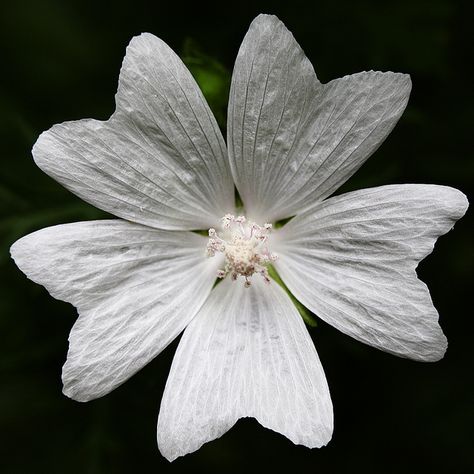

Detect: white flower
[10,14,468,461]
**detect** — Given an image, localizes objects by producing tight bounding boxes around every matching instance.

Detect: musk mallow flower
[10,13,468,461]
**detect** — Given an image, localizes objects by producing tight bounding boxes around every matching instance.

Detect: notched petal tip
[157,278,333,460]
[30,22,233,231]
[275,184,462,362]
[157,412,333,462]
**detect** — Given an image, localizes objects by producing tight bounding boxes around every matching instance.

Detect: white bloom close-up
[10,14,468,461]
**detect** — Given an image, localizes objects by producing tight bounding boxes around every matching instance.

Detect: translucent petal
[228,14,411,222]
[11,220,220,400]
[157,277,333,461]
[33,33,235,230]
[274,185,468,361]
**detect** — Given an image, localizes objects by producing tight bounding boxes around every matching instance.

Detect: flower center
[207,214,277,287]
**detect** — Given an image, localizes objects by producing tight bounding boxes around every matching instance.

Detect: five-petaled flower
[10,14,468,461]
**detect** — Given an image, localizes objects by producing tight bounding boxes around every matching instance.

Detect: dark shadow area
[0,1,472,473]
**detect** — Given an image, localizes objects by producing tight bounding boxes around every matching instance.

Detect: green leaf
[267,265,317,327]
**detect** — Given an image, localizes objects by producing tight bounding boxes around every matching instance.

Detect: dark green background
[1,1,472,473]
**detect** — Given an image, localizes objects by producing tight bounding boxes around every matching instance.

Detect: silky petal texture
[157,277,333,461]
[228,14,411,222]
[10,220,221,401]
[33,33,234,231]
[273,184,468,361]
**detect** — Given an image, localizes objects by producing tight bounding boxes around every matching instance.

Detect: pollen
[207,214,277,287]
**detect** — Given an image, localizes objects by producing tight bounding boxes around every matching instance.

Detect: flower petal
[157,277,333,461]
[33,33,234,230]
[273,185,468,361]
[228,14,411,222]
[10,220,220,400]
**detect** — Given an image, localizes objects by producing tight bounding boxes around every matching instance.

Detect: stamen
[206,214,278,288]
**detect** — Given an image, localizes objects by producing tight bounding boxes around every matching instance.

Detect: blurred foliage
[0,1,472,474]
[181,38,231,130]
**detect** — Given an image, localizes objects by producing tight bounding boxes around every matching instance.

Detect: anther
[206,214,277,288]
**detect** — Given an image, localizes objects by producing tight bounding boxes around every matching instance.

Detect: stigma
[206,214,277,287]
